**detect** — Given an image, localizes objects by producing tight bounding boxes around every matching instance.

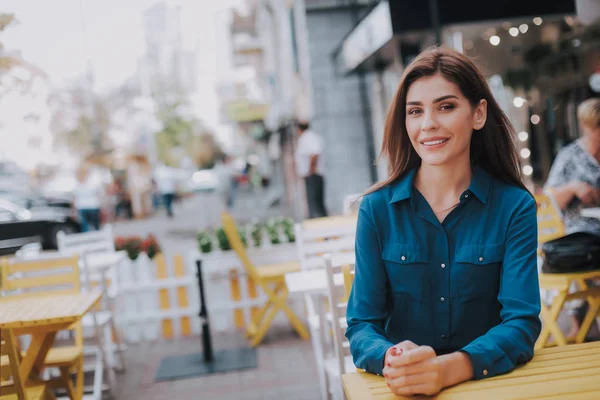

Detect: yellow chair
[0,255,85,400]
[1,329,52,400]
[534,193,600,349]
[535,192,566,250]
[222,212,309,346]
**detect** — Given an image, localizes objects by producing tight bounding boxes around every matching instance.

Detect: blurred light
[513,97,526,108]
[484,28,497,40]
[523,165,533,176]
[520,148,531,159]
[533,17,543,26]
[573,39,582,47]
[531,114,541,125]
[489,35,500,46]
[518,131,529,142]
[519,24,529,33]
[509,27,519,37]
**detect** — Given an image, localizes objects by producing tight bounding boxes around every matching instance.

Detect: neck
[414,157,473,204]
[582,136,600,159]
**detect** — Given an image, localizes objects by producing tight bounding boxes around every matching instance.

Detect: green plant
[215,227,247,251]
[250,223,264,247]
[197,231,214,253]
[115,236,143,261]
[141,234,161,259]
[215,228,231,251]
[283,226,295,243]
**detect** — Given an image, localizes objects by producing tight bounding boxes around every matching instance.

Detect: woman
[544,98,600,339]
[73,163,103,232]
[545,98,600,234]
[346,47,541,397]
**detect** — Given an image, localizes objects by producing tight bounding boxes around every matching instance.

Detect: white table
[581,207,600,219]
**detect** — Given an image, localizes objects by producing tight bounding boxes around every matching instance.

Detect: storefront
[332,0,579,185]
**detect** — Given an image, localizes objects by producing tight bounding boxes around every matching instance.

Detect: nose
[421,111,439,132]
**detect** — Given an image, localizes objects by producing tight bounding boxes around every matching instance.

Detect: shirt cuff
[365,340,395,376]
[460,344,513,380]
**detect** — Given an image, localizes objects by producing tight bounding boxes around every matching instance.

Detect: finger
[394,340,419,352]
[388,372,439,394]
[393,380,439,397]
[384,358,438,380]
[388,346,436,368]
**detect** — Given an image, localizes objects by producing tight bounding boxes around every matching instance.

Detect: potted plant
[250,223,264,247]
[141,234,161,259]
[115,236,143,261]
[197,231,214,254]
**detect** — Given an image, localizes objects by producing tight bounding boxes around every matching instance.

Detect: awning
[333,0,577,75]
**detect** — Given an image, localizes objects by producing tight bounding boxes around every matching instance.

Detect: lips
[420,138,449,146]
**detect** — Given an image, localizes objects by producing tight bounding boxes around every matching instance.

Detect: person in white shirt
[154,163,177,217]
[295,122,328,218]
[73,163,104,231]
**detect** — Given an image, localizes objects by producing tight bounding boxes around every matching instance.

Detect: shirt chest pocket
[454,243,504,301]
[382,243,428,300]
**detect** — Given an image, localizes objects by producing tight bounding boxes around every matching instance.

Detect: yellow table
[0,291,103,393]
[342,341,600,399]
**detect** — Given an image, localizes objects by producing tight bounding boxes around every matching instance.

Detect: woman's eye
[408,109,422,116]
[440,104,455,111]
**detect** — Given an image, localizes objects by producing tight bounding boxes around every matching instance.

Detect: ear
[473,99,488,131]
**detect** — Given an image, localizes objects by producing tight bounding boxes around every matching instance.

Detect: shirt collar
[388,166,490,204]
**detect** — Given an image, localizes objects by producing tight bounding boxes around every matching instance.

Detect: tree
[0,13,46,98]
[49,81,113,157]
[154,98,223,168]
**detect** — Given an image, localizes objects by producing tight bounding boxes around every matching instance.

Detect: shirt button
[440,297,445,302]
[479,257,484,262]
[441,263,446,269]
[483,369,488,376]
[465,194,469,198]
[401,256,406,261]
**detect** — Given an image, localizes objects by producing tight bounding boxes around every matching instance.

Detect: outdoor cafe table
[0,291,103,390]
[342,341,600,399]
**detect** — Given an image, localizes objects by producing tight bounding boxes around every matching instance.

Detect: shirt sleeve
[545,148,571,188]
[461,194,541,379]
[306,134,323,155]
[346,195,394,375]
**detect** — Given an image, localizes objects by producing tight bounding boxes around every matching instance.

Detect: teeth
[422,139,447,146]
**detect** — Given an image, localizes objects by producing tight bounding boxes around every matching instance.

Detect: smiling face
[405,74,487,168]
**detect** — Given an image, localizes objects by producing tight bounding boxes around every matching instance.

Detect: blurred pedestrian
[154,163,177,217]
[127,155,153,219]
[295,121,328,218]
[73,162,103,232]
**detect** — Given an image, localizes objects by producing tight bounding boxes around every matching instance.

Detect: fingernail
[390,347,398,356]
[396,348,403,356]
[386,362,391,367]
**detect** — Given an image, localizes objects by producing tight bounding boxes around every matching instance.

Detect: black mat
[155,348,257,382]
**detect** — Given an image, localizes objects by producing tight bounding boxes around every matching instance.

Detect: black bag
[541,232,600,274]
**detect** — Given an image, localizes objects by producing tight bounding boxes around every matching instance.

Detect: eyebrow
[406,95,459,106]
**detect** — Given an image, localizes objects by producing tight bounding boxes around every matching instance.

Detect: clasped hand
[382,340,443,397]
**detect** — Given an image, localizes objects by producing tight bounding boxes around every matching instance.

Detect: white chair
[57,225,127,374]
[294,216,357,400]
[324,253,356,400]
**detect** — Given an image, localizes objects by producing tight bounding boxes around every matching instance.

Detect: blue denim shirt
[346,166,541,379]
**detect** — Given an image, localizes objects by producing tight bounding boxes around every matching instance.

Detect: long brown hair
[366,46,526,195]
